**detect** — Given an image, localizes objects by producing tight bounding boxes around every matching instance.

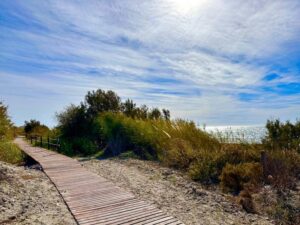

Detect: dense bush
[97,112,222,169]
[53,89,300,194]
[263,119,300,152]
[220,162,263,194]
[0,141,24,164]
[97,112,222,162]
[188,144,261,183]
[97,113,162,159]
[263,151,300,190]
[189,155,217,182]
[56,104,90,138]
[12,126,25,137]
[56,89,171,156]
[17,88,300,223]
[164,138,195,169]
[59,137,97,156]
[85,89,122,117]
[24,119,50,137]
[0,102,23,164]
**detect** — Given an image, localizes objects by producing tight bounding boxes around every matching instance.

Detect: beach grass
[0,140,24,164]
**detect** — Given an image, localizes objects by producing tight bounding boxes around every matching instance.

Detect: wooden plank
[15,138,183,225]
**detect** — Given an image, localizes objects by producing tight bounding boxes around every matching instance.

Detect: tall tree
[56,104,87,137]
[136,105,148,119]
[149,108,162,120]
[122,99,137,118]
[24,119,49,136]
[85,89,121,117]
[162,109,171,120]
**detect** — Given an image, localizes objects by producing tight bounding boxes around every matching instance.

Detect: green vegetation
[55,89,171,156]
[20,89,299,223]
[263,119,300,153]
[0,102,23,164]
[0,141,23,164]
[0,101,14,140]
[220,162,262,194]
[97,112,219,161]
[24,119,50,137]
[53,89,300,187]
[1,88,299,223]
[188,143,260,183]
[23,119,60,150]
[53,89,299,192]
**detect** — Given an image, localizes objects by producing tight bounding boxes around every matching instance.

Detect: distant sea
[199,125,267,143]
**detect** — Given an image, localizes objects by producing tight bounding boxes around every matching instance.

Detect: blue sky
[1,0,300,127]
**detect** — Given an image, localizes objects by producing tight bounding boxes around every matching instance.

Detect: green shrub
[163,138,195,169]
[219,144,261,163]
[0,102,13,140]
[0,141,24,164]
[220,162,262,194]
[97,112,222,163]
[52,89,300,194]
[263,119,300,153]
[162,119,220,151]
[24,119,50,137]
[187,144,261,183]
[59,137,97,156]
[97,113,264,185]
[55,103,101,156]
[0,103,23,164]
[97,113,160,159]
[188,154,217,182]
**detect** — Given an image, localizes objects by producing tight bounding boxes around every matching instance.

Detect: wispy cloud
[0,0,300,126]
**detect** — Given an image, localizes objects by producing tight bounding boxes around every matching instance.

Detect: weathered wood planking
[15,138,184,225]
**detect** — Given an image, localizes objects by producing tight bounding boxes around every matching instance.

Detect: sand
[82,158,274,225]
[0,161,76,225]
[0,156,278,225]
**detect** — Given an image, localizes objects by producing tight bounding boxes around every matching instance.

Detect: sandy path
[0,161,77,225]
[82,158,274,225]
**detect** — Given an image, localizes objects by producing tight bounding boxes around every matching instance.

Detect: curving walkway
[15,138,183,225]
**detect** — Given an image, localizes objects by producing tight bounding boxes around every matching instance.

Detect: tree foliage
[85,89,121,117]
[55,89,171,155]
[148,108,162,120]
[24,119,49,136]
[56,104,88,137]
[122,99,137,118]
[263,119,300,153]
[162,109,170,120]
[0,102,13,140]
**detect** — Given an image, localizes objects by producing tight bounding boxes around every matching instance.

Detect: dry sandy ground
[0,157,277,225]
[82,158,274,225]
[0,161,76,225]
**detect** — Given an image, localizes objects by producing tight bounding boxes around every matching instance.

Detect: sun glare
[169,0,206,14]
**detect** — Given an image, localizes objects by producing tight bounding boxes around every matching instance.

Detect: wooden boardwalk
[15,138,184,225]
